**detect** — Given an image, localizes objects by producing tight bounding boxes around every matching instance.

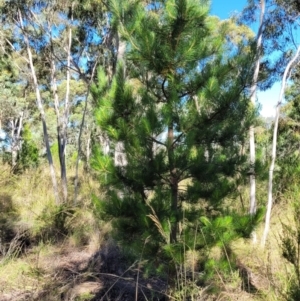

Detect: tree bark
[261,44,300,247]
[74,87,89,205]
[50,53,66,202]
[168,124,178,243]
[73,60,99,204]
[60,9,73,202]
[49,5,73,203]
[18,9,60,204]
[10,112,23,170]
[249,0,265,218]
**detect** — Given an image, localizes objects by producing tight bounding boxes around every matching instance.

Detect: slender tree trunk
[60,10,73,202]
[18,9,60,204]
[168,124,178,243]
[249,0,265,219]
[10,113,23,169]
[74,87,89,204]
[261,44,300,247]
[49,7,73,203]
[86,129,91,168]
[77,28,125,204]
[74,61,98,204]
[50,55,66,201]
[116,33,126,64]
[10,120,16,167]
[49,8,73,202]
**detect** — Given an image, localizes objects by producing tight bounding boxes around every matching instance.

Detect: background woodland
[1,0,300,300]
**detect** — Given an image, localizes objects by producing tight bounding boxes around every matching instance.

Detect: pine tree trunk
[18,9,60,204]
[261,44,300,247]
[117,34,126,62]
[168,124,178,243]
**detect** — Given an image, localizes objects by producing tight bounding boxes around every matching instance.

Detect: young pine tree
[92,0,260,274]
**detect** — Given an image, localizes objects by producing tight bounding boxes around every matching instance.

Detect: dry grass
[0,163,298,301]
[0,164,110,300]
[0,240,102,300]
[226,199,296,301]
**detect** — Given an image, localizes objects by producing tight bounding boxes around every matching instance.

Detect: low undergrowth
[0,164,298,301]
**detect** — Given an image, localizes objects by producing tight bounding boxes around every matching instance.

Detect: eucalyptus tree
[92,0,259,281]
[256,0,300,246]
[240,0,300,246]
[261,45,300,247]
[249,0,265,219]
[0,21,41,171]
[237,0,266,245]
[0,0,110,202]
[0,57,25,168]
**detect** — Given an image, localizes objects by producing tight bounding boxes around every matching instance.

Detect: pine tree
[92,0,260,275]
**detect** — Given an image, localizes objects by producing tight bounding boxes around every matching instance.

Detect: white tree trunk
[60,10,73,202]
[261,44,300,247]
[18,9,60,204]
[74,87,90,205]
[249,0,265,218]
[48,6,73,203]
[114,142,127,166]
[74,63,98,204]
[50,55,67,202]
[10,112,23,169]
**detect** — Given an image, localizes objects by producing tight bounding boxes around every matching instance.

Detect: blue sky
[210,0,247,19]
[210,0,280,117]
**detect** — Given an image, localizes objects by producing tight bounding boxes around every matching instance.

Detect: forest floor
[0,237,169,301]
[0,165,168,301]
[0,217,291,301]
[0,166,296,301]
[0,242,99,301]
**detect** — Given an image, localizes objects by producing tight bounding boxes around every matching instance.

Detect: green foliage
[34,204,74,242]
[199,210,264,268]
[281,202,300,300]
[75,293,94,301]
[16,124,39,172]
[50,141,60,166]
[0,193,19,260]
[273,98,300,202]
[92,0,260,292]
[200,209,264,247]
